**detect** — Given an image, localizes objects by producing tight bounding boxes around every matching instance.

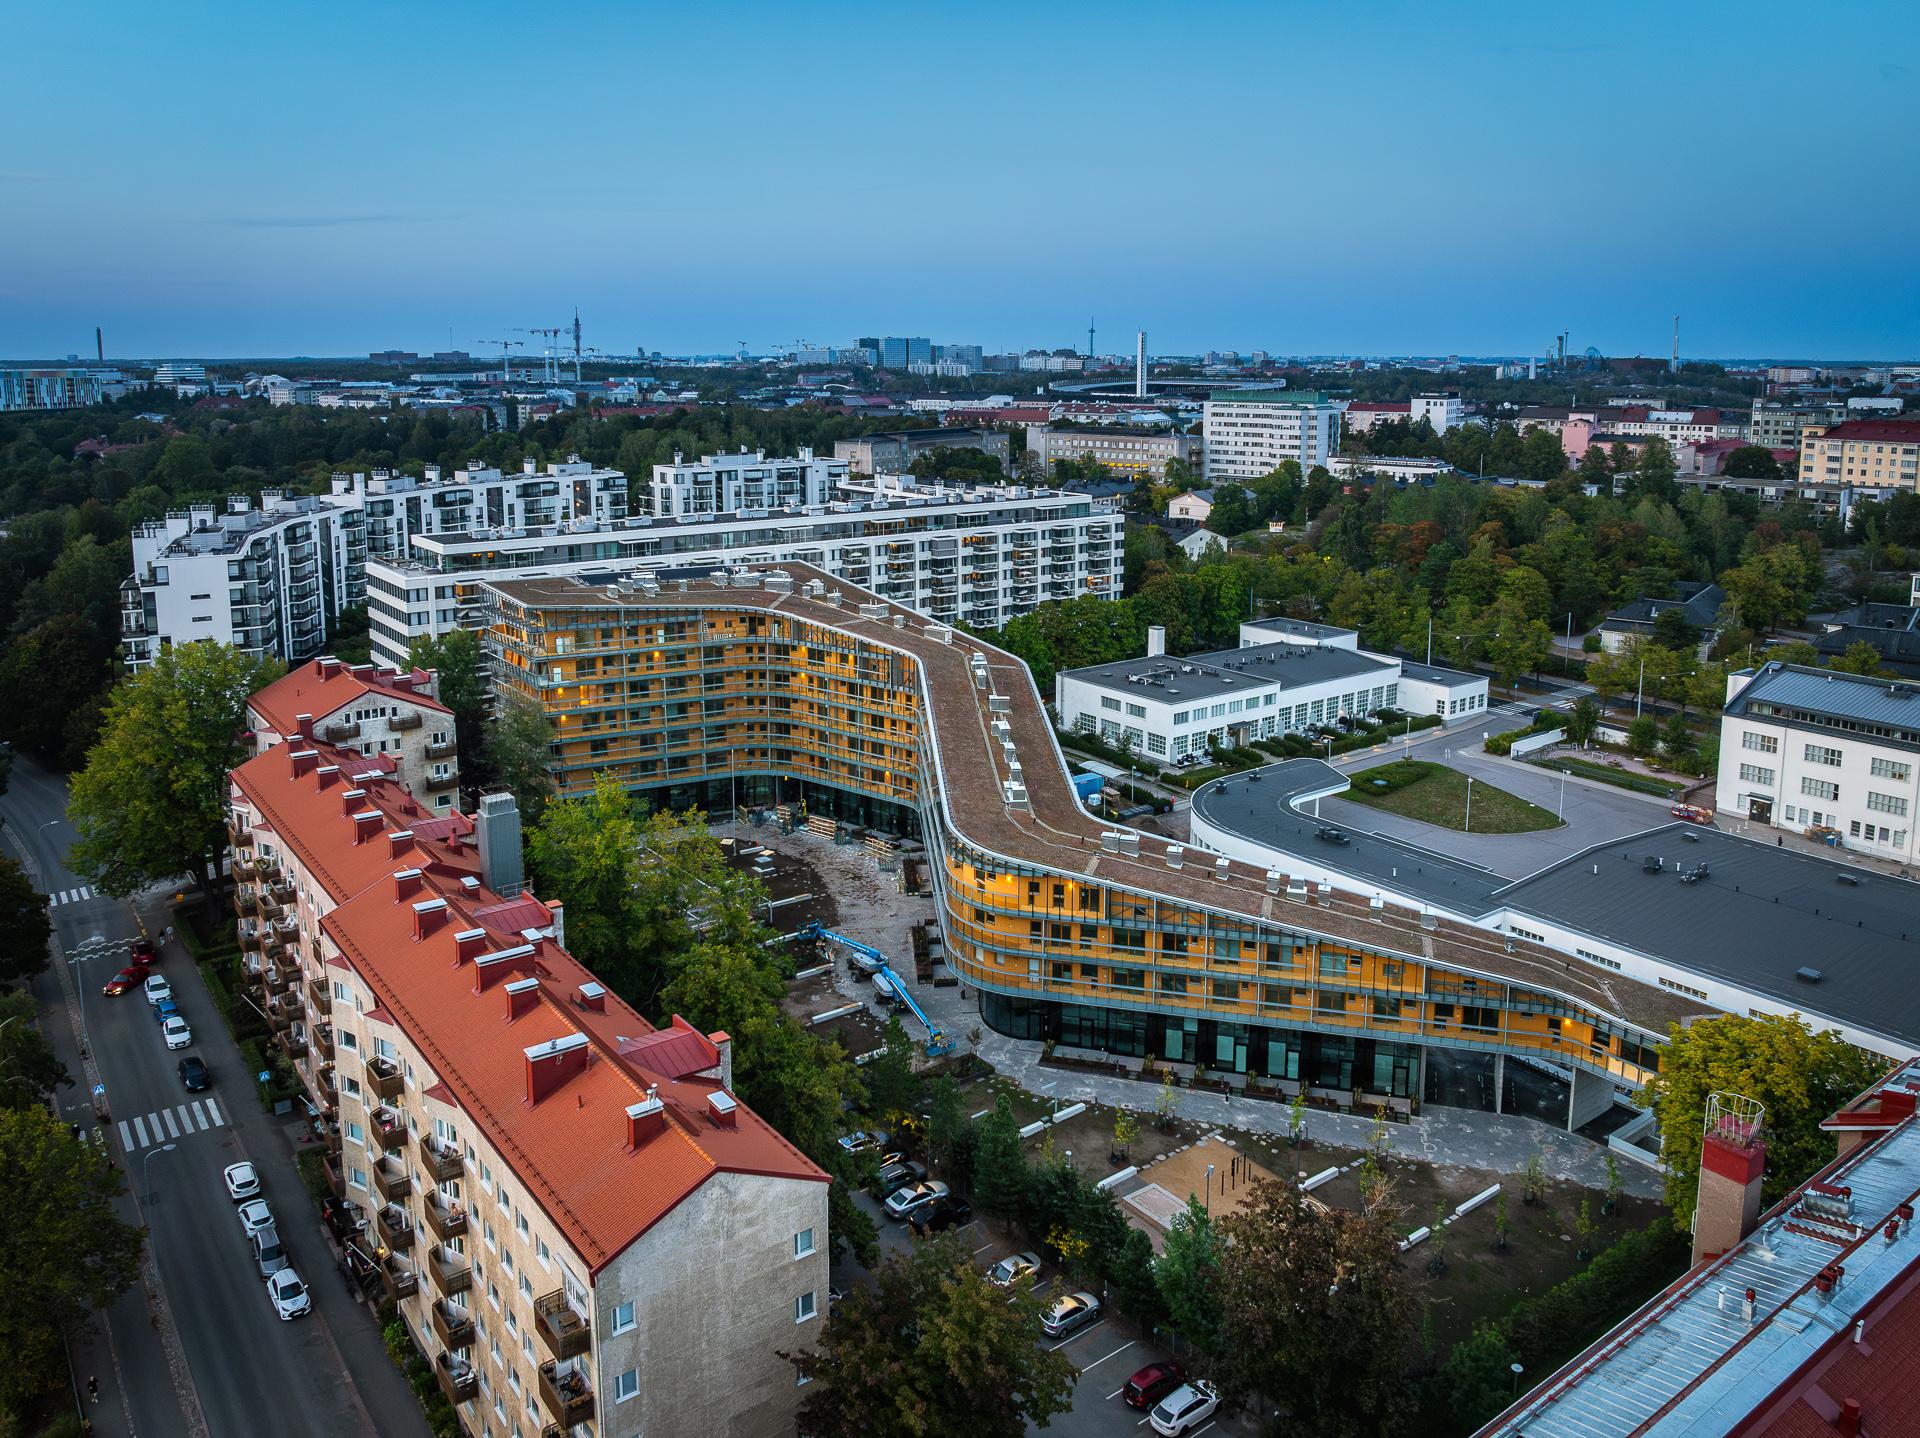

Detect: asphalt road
[2,753,426,1438]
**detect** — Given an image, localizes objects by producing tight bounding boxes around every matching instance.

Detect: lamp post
[1635,653,1647,718]
[1510,1361,1525,1399]
[142,1140,179,1205]
[1464,776,1475,833]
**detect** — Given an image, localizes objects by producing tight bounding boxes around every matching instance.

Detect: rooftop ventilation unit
[1266,869,1283,894]
[1796,966,1825,984]
[1165,845,1184,869]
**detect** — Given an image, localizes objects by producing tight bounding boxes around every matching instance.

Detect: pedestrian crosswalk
[118,1098,225,1154]
[49,885,96,907]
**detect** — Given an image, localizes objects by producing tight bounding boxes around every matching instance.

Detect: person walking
[87,1375,99,1404]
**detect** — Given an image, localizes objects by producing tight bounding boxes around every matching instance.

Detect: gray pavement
[2,753,427,1438]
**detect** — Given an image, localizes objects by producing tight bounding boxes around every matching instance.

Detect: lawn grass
[1538,754,1687,799]
[1343,760,1562,833]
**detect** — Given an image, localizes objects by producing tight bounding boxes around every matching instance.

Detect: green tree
[1485,600,1554,693]
[1828,640,1886,676]
[1626,714,1660,758]
[864,1015,922,1126]
[1566,696,1600,748]
[67,642,281,907]
[1650,607,1697,652]
[526,773,645,978]
[1722,445,1782,481]
[0,991,68,1109]
[1112,1106,1139,1160]
[406,628,487,779]
[1215,1178,1420,1438]
[482,694,555,827]
[972,1093,1029,1221]
[1641,1013,1887,1224]
[1575,443,1616,493]
[1661,712,1696,762]
[924,1075,973,1186]
[0,857,52,987]
[786,1233,1076,1438]
[0,1107,145,1418]
[1155,1196,1224,1358]
[1106,1226,1166,1332]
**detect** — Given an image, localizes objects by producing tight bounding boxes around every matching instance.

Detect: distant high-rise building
[0,367,107,411]
[881,337,932,369]
[1201,389,1340,483]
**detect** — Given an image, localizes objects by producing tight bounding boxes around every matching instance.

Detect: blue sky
[5,1,1917,360]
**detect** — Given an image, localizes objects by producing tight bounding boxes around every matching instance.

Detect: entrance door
[1749,797,1773,824]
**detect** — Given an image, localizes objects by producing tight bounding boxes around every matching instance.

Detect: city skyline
[7,0,1918,360]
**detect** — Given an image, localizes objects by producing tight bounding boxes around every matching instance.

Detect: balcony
[235,891,259,917]
[389,711,423,732]
[268,995,301,1031]
[423,1191,468,1242]
[229,824,254,849]
[417,1132,462,1182]
[306,976,332,1015]
[278,1027,308,1059]
[374,1203,416,1252]
[265,965,291,997]
[317,1065,338,1110]
[435,1353,476,1406]
[239,925,263,953]
[371,1154,412,1203]
[322,720,361,743]
[426,739,457,760]
[538,1362,595,1429]
[429,1245,472,1297]
[380,1252,418,1302]
[312,1021,334,1058]
[364,1054,404,1100]
[424,770,459,792]
[534,1290,591,1361]
[371,1106,407,1150]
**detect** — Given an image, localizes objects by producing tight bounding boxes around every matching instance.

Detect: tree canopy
[0,857,52,988]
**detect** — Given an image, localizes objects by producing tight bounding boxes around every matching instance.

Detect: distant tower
[1087,317,1095,359]
[95,326,103,363]
[573,308,584,382]
[1135,330,1147,399]
[1671,314,1680,373]
[1692,1091,1766,1266]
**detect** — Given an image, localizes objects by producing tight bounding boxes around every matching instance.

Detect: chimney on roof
[341,787,366,816]
[411,896,447,940]
[545,898,565,949]
[576,981,606,1014]
[315,763,341,790]
[290,749,319,778]
[1838,1398,1862,1438]
[388,830,415,859]
[476,792,524,897]
[318,658,343,680]
[1147,625,1166,658]
[474,943,537,991]
[505,976,541,1021]
[706,1090,738,1129]
[708,1029,734,1090]
[452,928,488,964]
[1693,1092,1768,1266]
[351,810,382,844]
[393,868,424,900]
[625,1087,665,1146]
[524,1032,590,1105]
[295,713,315,741]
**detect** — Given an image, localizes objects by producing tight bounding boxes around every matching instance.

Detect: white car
[1149,1379,1220,1436]
[143,974,173,1005]
[986,1252,1040,1288]
[224,1161,261,1201]
[162,1015,192,1050]
[237,1198,274,1239]
[883,1180,948,1220]
[266,1267,311,1321]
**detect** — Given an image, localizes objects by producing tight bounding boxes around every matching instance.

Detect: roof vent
[525,1032,590,1105]
[1796,966,1825,984]
[625,1086,665,1145]
[576,981,607,1013]
[1266,869,1282,894]
[504,975,541,1019]
[706,1090,738,1128]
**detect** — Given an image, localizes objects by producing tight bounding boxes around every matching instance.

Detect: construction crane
[476,338,523,381]
[795,923,953,1056]
[518,326,567,383]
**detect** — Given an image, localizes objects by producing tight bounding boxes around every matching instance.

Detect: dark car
[1315,826,1350,846]
[875,1158,927,1192]
[909,1195,975,1236]
[130,936,157,963]
[1124,1359,1189,1409]
[178,1056,211,1091]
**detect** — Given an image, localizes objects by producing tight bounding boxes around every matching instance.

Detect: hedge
[1484,714,1560,755]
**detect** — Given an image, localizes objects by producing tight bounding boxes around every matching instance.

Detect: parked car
[1149,1379,1219,1436]
[986,1252,1040,1288]
[178,1056,210,1091]
[102,965,151,996]
[153,996,181,1024]
[1041,1291,1101,1339]
[224,1161,261,1201]
[837,1129,888,1156]
[883,1180,949,1220]
[1671,803,1713,823]
[130,936,157,963]
[874,1158,927,1192]
[162,1015,192,1050]
[266,1266,311,1321]
[1123,1359,1189,1410]
[251,1224,289,1280]
[908,1195,975,1236]
[1314,826,1350,846]
[237,1198,274,1239]
[143,974,173,1006]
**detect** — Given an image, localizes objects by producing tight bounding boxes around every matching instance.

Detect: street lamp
[1464,776,1475,833]
[142,1141,179,1205]
[1510,1362,1525,1398]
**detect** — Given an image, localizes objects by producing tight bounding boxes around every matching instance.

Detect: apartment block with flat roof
[1798,418,1920,490]
[1201,390,1341,483]
[1023,424,1200,479]
[646,448,844,517]
[0,366,107,411]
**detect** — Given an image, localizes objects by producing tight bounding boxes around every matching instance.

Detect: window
[613,1369,639,1403]
[348,1166,368,1189]
[795,1291,818,1323]
[1868,791,1908,816]
[536,1238,550,1267]
[794,1228,815,1259]
[1659,975,1709,1000]
[1576,947,1623,972]
[611,1301,635,1334]
[1804,744,1842,767]
[1741,731,1778,753]
[1739,764,1775,786]
[1871,757,1910,781]
[1802,778,1839,801]
[345,1121,364,1144]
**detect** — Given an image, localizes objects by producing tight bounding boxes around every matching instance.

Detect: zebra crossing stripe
[117,1120,132,1150]
[132,1115,149,1148]
[160,1108,180,1140]
[190,1101,209,1130]
[175,1105,194,1134]
[205,1098,223,1126]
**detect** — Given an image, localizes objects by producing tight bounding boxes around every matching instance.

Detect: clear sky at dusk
[5,0,1917,360]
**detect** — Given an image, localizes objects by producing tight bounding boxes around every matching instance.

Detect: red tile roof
[1809,419,1920,443]
[1736,1260,1920,1436]
[1346,400,1411,413]
[248,658,449,738]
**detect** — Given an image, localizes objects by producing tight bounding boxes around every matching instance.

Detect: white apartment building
[1412,393,1463,433]
[366,481,1122,668]
[347,458,629,552]
[646,448,844,517]
[122,491,368,670]
[1201,390,1341,484]
[1023,424,1201,479]
[1717,662,1920,863]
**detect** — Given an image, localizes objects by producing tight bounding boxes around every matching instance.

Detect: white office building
[1201,389,1341,484]
[1717,662,1920,863]
[646,448,845,517]
[366,478,1121,668]
[1411,393,1464,434]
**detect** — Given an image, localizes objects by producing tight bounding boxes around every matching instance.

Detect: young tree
[924,1075,970,1178]
[481,695,555,825]
[972,1093,1030,1221]
[1112,1106,1139,1161]
[786,1234,1076,1438]
[0,992,69,1110]
[1643,1013,1887,1223]
[1215,1178,1420,1438]
[1156,1197,1224,1359]
[0,857,52,987]
[863,1015,922,1126]
[68,642,281,907]
[1106,1226,1166,1332]
[1661,712,1696,762]
[1566,695,1600,749]
[1626,714,1660,758]
[0,1108,144,1417]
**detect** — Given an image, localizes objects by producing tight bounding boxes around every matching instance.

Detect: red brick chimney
[315,764,341,790]
[575,981,607,1013]
[505,976,541,1020]
[290,749,318,778]
[473,943,536,992]
[1693,1093,1768,1266]
[625,1088,665,1146]
[387,830,415,859]
[350,810,382,844]
[452,928,488,964]
[524,1033,589,1104]
[340,787,367,816]
[295,712,315,741]
[706,1090,738,1129]
[411,897,447,941]
[393,868,424,901]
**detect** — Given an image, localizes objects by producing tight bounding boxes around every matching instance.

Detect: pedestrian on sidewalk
[87,1375,98,1404]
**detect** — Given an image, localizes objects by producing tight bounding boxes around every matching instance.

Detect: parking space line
[1081,1340,1134,1372]
[132,1114,149,1148]
[972,1241,996,1254]
[1050,1319,1102,1351]
[118,1119,133,1151]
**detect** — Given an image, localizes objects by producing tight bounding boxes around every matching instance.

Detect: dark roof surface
[1726,661,1920,737]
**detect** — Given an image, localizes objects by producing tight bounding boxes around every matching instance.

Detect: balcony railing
[417,1131,462,1182]
[538,1362,595,1428]
[374,1202,415,1253]
[322,720,361,742]
[429,1245,472,1297]
[534,1290,591,1360]
[312,1022,334,1059]
[307,976,332,1014]
[371,1106,407,1150]
[424,770,459,791]
[278,1027,308,1059]
[435,1353,476,1405]
[380,1251,418,1302]
[423,1192,468,1242]
[372,1155,412,1203]
[364,1054,404,1099]
[426,739,456,760]
[389,711,423,732]
[431,1297,476,1350]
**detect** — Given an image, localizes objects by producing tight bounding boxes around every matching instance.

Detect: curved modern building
[480,564,1773,1123]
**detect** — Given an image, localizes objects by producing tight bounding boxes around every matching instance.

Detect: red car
[102,964,153,996]
[130,936,158,962]
[1124,1359,1188,1410]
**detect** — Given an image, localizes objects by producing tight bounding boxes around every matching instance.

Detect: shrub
[1582,633,1603,653]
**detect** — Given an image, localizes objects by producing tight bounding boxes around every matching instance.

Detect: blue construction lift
[796,922,954,1056]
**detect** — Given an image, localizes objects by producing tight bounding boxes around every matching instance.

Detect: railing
[312,1022,334,1058]
[431,1298,476,1350]
[371,1106,407,1150]
[278,1027,308,1059]
[417,1131,462,1182]
[322,720,361,742]
[429,1245,472,1296]
[389,711,423,732]
[434,1353,476,1405]
[372,1155,412,1203]
[374,1203,415,1252]
[537,1362,595,1428]
[424,770,459,791]
[364,1055,404,1099]
[380,1252,418,1301]
[307,976,332,1014]
[426,739,456,760]
[423,1192,468,1241]
[533,1289,591,1360]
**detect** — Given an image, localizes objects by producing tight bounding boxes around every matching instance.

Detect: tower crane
[476,338,523,381]
[518,326,567,383]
